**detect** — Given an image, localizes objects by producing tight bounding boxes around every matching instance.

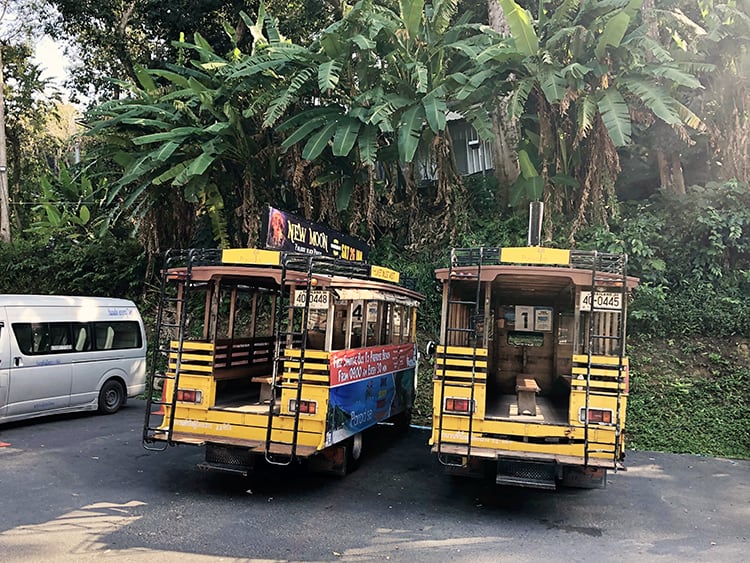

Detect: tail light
[579,407,613,424]
[176,389,202,403]
[289,399,317,414]
[444,397,474,413]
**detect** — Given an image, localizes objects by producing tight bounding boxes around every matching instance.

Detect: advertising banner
[325,369,416,447]
[328,343,416,388]
[261,206,370,262]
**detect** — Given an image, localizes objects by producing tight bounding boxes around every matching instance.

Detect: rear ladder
[575,251,628,468]
[264,253,313,465]
[436,247,489,466]
[142,249,198,450]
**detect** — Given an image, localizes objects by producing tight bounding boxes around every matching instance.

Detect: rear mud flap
[560,466,608,489]
[306,444,347,476]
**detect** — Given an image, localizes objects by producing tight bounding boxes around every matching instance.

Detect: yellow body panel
[437,357,488,369]
[221,248,281,266]
[437,345,488,356]
[500,247,570,265]
[573,354,629,367]
[285,348,330,360]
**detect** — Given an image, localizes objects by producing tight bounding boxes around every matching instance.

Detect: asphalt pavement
[0,399,747,562]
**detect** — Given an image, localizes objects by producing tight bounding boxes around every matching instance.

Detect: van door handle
[14,357,22,367]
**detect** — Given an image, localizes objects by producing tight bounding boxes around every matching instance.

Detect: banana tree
[258,0,517,243]
[498,0,706,240]
[86,11,286,250]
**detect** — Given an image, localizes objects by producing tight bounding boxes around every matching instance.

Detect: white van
[0,295,147,424]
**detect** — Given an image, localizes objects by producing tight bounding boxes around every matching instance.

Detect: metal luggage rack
[449,246,627,275]
[169,248,415,290]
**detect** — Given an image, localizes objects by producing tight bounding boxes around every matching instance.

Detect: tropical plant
[25,162,115,241]
[85,11,289,251]
[498,0,708,241]
[260,0,518,245]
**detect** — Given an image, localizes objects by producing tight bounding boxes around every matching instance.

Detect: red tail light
[580,408,613,424]
[289,399,317,414]
[176,389,202,403]
[444,397,474,413]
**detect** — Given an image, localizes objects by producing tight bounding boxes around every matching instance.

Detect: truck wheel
[98,379,125,414]
[346,433,363,473]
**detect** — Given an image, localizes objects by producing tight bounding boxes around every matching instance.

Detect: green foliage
[627,337,750,459]
[0,237,146,299]
[498,0,708,237]
[25,163,114,241]
[574,179,750,337]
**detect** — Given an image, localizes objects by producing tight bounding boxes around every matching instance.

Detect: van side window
[12,323,34,355]
[93,321,142,350]
[13,321,141,354]
[12,322,72,354]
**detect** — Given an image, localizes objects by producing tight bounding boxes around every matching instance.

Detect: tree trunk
[669,152,686,195]
[0,45,12,243]
[656,149,670,191]
[487,0,519,207]
[656,149,687,195]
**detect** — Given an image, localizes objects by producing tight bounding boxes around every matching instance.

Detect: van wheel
[98,380,125,414]
[346,433,364,473]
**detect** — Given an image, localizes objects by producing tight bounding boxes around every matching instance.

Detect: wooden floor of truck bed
[485,395,568,425]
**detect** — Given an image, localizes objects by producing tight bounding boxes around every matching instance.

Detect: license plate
[293,290,329,309]
[579,291,622,311]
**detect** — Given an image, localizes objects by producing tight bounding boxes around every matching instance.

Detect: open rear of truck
[430,246,638,489]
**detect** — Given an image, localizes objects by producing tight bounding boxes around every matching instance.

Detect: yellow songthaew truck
[429,245,638,489]
[143,248,422,476]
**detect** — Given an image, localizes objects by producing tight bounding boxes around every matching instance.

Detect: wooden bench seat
[516,374,540,415]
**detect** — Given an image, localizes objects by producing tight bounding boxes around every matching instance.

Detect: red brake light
[445,397,473,413]
[290,399,317,414]
[582,408,612,424]
[176,389,202,403]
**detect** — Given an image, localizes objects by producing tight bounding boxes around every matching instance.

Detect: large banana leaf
[594,0,643,59]
[132,127,202,145]
[498,0,539,57]
[576,94,597,139]
[318,60,342,92]
[400,0,426,40]
[539,67,566,103]
[302,121,339,160]
[174,153,216,186]
[280,116,331,151]
[597,88,631,146]
[398,104,426,163]
[358,125,379,166]
[333,119,361,157]
[517,149,540,180]
[620,78,680,125]
[153,141,182,162]
[422,90,447,133]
